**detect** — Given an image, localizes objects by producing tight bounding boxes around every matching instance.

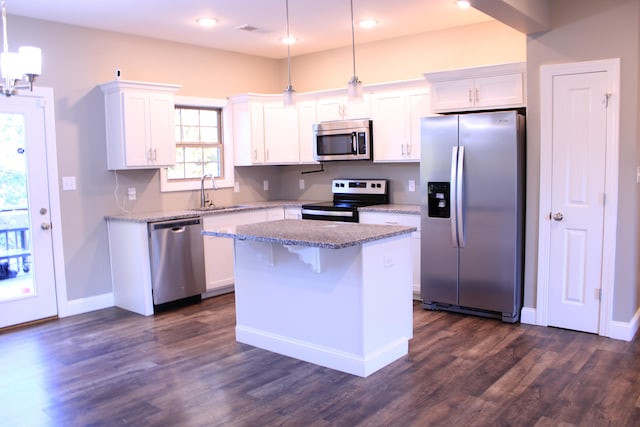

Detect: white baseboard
[57,292,115,318]
[608,307,640,342]
[236,325,408,377]
[520,307,536,325]
[520,306,639,342]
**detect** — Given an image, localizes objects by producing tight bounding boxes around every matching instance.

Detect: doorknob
[41,222,51,230]
[552,212,564,221]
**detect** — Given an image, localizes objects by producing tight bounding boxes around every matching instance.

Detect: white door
[0,95,57,327]
[545,71,609,333]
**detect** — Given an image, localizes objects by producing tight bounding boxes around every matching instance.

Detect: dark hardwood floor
[1,293,639,426]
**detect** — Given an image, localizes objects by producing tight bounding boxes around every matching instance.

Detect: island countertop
[203,219,416,249]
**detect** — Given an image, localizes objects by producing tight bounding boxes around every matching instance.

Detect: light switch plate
[263,180,269,191]
[62,176,76,191]
[299,179,305,190]
[234,182,240,193]
[408,180,416,192]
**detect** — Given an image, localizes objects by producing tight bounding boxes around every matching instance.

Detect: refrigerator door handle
[457,146,466,247]
[450,146,459,247]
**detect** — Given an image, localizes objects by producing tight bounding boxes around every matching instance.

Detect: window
[160,96,233,192]
[168,106,222,180]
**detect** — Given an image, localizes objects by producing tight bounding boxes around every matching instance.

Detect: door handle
[456,146,465,247]
[41,222,51,230]
[450,147,458,247]
[552,212,564,221]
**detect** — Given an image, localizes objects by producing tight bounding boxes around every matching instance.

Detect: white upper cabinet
[425,63,525,113]
[231,95,265,165]
[297,100,319,164]
[232,95,301,165]
[263,101,300,164]
[100,80,181,170]
[316,95,371,122]
[371,87,430,162]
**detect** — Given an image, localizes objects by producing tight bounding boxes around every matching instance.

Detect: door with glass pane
[0,95,57,327]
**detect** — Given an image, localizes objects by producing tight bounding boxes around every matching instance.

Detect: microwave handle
[351,132,357,153]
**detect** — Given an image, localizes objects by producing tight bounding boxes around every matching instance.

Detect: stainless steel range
[301,179,389,223]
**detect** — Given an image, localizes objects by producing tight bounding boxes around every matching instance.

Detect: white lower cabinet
[359,211,421,297]
[284,206,302,219]
[107,219,155,315]
[202,207,285,295]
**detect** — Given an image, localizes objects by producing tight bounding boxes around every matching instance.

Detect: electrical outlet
[127,187,136,201]
[234,182,240,193]
[299,179,305,190]
[637,166,640,184]
[408,180,416,192]
[263,180,269,191]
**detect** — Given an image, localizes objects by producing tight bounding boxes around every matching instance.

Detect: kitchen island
[203,219,415,377]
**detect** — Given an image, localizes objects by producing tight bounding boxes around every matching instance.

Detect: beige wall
[525,0,640,321]
[282,20,526,92]
[9,15,525,306]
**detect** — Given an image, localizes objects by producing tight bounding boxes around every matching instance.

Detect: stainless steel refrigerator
[420,110,525,323]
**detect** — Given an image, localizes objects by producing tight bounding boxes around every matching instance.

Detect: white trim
[57,292,115,318]
[608,308,640,342]
[18,88,70,319]
[520,307,537,325]
[159,96,235,192]
[536,58,620,338]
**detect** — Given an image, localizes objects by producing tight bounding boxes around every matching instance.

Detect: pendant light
[282,0,296,108]
[347,0,363,103]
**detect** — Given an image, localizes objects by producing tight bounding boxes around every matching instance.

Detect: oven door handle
[301,208,355,218]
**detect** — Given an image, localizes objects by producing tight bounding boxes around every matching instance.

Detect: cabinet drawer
[359,212,420,231]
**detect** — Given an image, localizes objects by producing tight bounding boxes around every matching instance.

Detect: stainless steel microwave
[312,119,372,161]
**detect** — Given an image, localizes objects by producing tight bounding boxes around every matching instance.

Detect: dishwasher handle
[149,218,202,231]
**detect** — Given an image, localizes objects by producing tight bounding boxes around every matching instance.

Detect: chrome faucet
[200,174,217,208]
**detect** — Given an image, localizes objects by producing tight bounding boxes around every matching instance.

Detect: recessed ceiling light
[281,36,297,45]
[456,1,471,9]
[359,19,378,29]
[197,17,218,28]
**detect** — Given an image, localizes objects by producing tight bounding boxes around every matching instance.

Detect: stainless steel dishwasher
[148,217,206,308]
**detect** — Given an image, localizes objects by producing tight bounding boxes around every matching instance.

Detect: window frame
[160,96,234,192]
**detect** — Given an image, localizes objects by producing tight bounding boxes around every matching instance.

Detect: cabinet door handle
[468,88,473,104]
[401,144,406,155]
[153,148,157,161]
[266,148,270,161]
[406,143,411,155]
[475,88,479,104]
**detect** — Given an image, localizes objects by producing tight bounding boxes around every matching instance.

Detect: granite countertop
[203,219,416,249]
[105,201,419,223]
[104,200,314,223]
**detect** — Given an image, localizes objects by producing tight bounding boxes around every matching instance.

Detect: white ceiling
[7,0,494,59]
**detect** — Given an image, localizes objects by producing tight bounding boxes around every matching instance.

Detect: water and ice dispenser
[427,182,450,218]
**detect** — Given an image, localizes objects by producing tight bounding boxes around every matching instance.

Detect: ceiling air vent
[234,24,271,34]
[235,24,259,32]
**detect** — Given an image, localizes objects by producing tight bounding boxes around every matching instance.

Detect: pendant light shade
[0,0,41,96]
[282,0,296,108]
[347,0,363,103]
